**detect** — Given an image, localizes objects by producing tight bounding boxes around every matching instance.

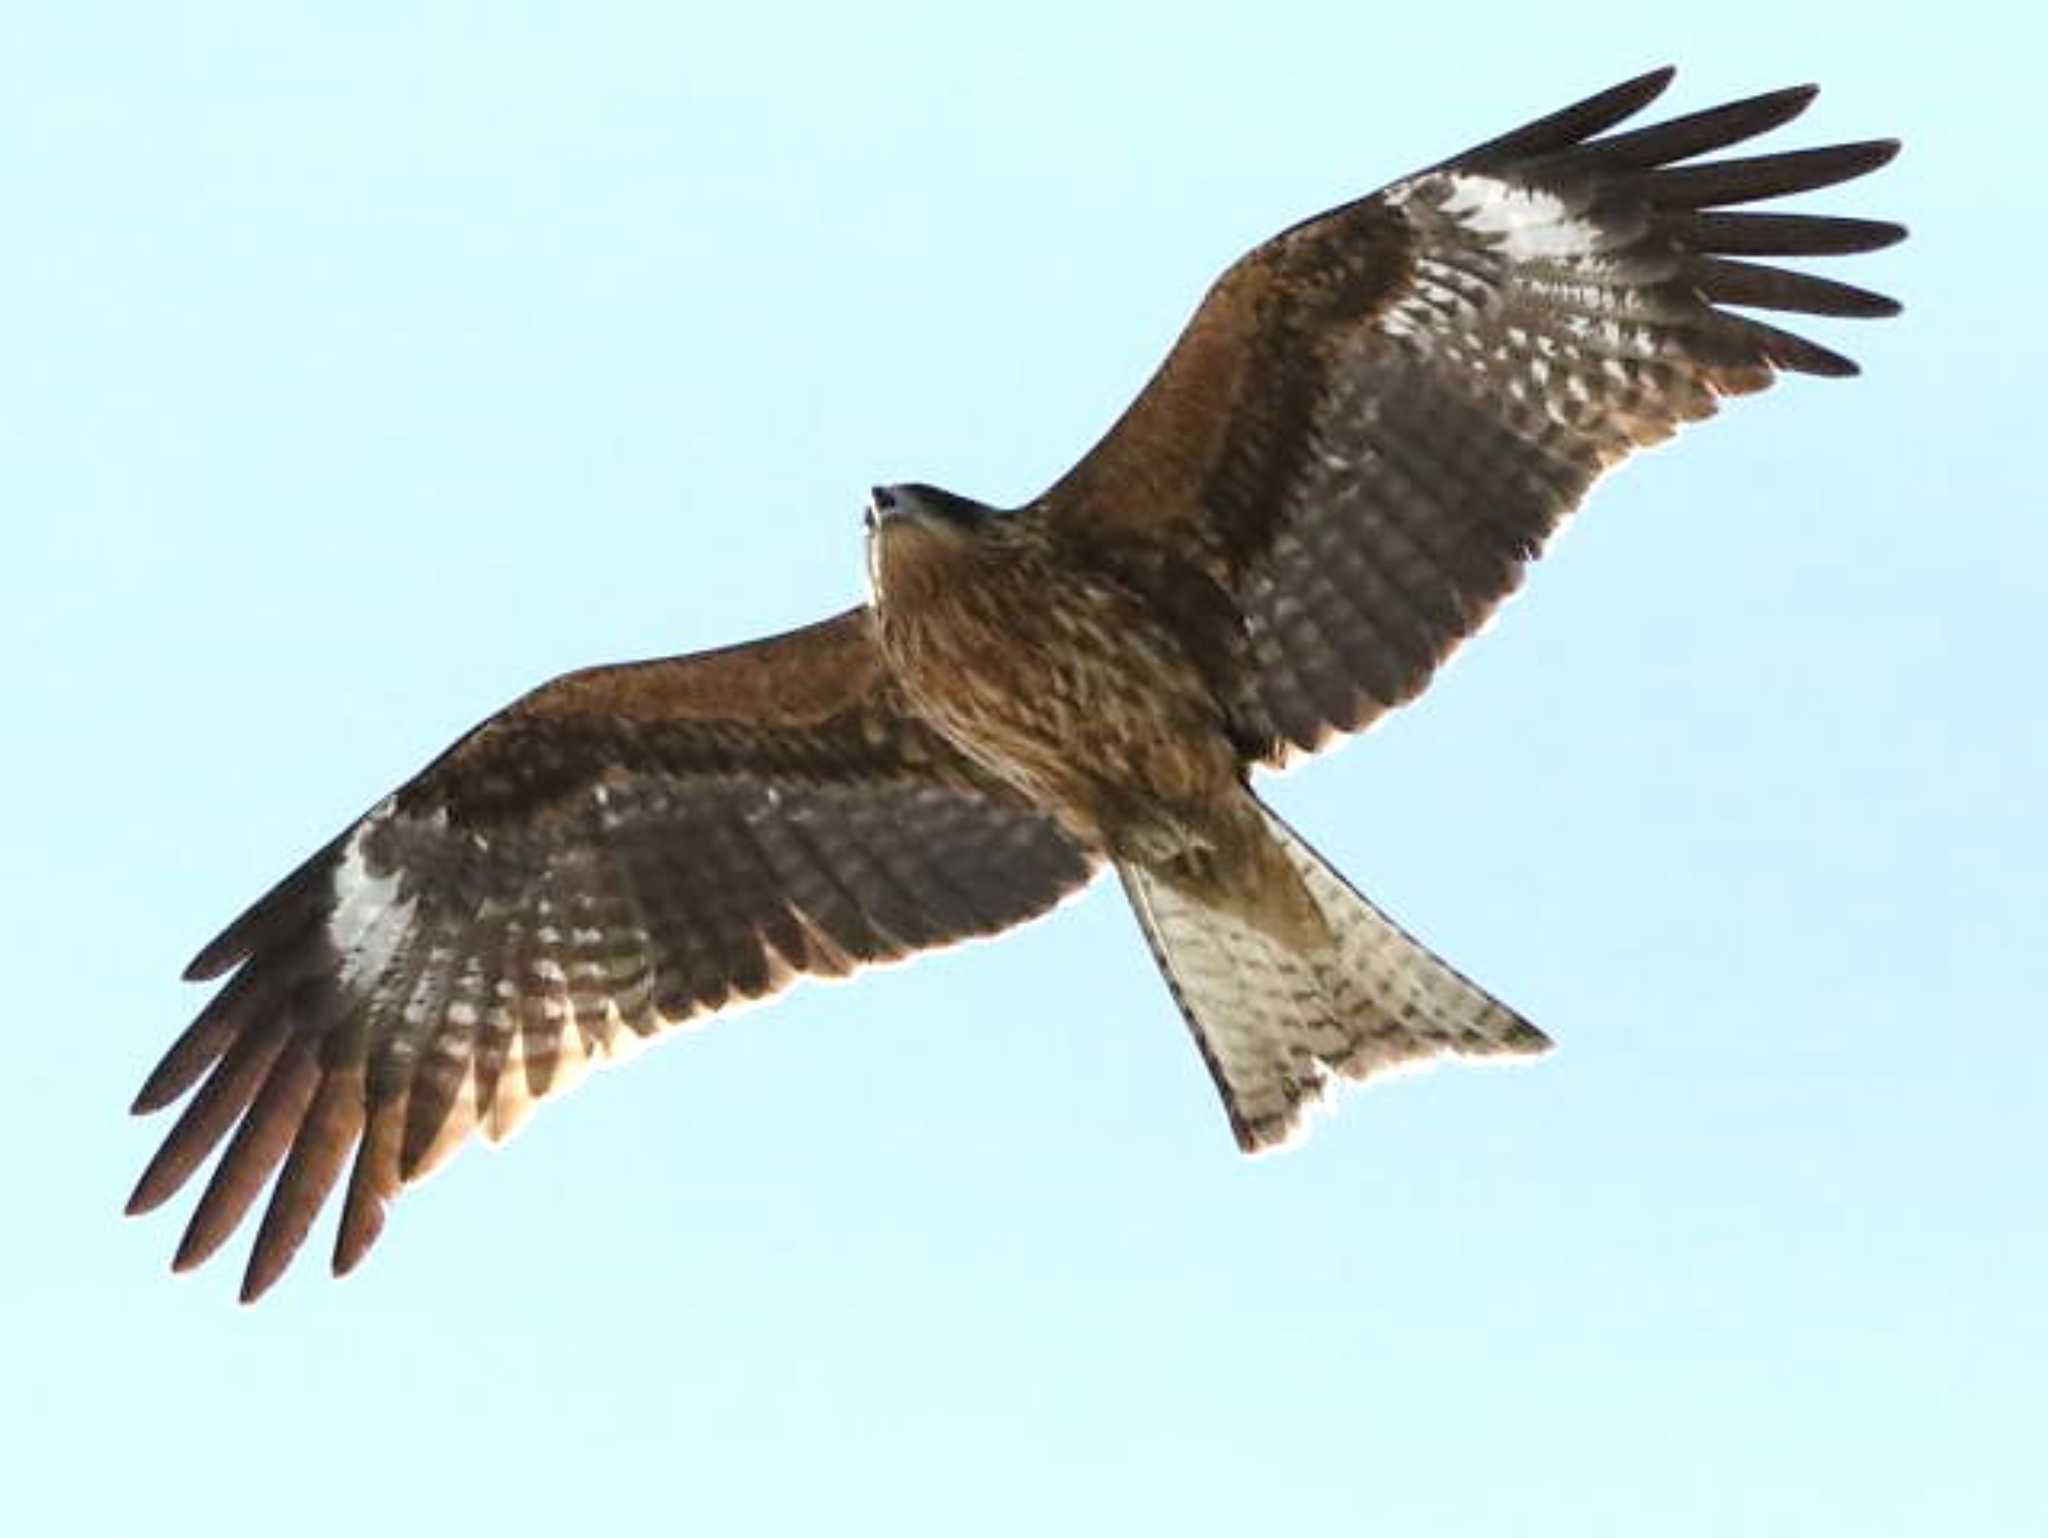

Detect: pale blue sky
[7,4,2041,1534]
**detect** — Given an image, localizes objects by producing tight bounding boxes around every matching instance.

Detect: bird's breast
[875,541,1236,846]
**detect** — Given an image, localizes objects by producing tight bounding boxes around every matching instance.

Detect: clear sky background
[6,4,2040,1534]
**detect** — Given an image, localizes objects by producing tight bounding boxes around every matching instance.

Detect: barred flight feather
[131,611,1096,1300]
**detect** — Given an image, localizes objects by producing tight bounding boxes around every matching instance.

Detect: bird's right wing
[128,606,1097,1300]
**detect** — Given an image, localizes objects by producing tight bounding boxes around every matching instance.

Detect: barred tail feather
[1119,799,1549,1151]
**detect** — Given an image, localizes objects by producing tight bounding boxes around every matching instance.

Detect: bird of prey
[128,67,1903,1300]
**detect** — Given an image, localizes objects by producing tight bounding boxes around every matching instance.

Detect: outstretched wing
[129,607,1096,1300]
[1036,67,1904,758]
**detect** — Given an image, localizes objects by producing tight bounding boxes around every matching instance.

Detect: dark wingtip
[1747,82,1819,132]
[1439,65,1678,173]
[129,1078,173,1117]
[1802,349,1862,379]
[170,1227,215,1275]
[1722,81,1822,132]
[1818,217,1908,252]
[1754,322,1863,376]
[239,1251,287,1305]
[132,1023,225,1115]
[332,1208,383,1279]
[1836,138,1903,180]
[1559,64,1680,115]
[183,931,247,984]
[332,1186,390,1280]
[1608,65,1679,114]
[126,1138,195,1216]
[183,832,348,982]
[123,1173,167,1218]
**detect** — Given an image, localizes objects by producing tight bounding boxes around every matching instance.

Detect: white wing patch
[1438,174,1608,260]
[1367,168,1725,446]
[329,800,419,994]
[1375,171,1630,349]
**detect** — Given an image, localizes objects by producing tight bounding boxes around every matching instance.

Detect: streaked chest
[874,534,1226,816]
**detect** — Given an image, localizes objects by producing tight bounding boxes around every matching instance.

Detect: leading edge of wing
[131,605,1099,1300]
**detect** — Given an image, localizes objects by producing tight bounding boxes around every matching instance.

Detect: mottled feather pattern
[876,521,1240,851]
[132,69,1901,1299]
[131,613,1095,1300]
[1239,351,1610,752]
[1101,69,1900,759]
[1228,81,1884,753]
[1122,804,1547,1151]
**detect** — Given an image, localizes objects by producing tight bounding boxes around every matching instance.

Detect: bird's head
[864,482,999,599]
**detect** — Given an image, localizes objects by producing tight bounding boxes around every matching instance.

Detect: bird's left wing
[128,606,1096,1300]
[1035,67,1903,759]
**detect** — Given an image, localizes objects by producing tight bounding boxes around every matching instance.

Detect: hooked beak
[865,485,900,535]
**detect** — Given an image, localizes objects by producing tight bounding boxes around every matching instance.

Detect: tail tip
[1497,1016,1555,1057]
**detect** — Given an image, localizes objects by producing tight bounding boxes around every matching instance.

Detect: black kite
[129,68,1904,1300]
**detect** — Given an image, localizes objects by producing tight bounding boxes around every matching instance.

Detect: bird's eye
[863,501,878,534]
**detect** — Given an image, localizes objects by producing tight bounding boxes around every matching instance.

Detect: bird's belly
[884,574,1235,848]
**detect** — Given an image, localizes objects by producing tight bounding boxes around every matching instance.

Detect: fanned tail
[1119,798,1548,1150]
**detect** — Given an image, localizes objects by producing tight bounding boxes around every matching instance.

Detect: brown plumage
[129,67,1904,1300]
